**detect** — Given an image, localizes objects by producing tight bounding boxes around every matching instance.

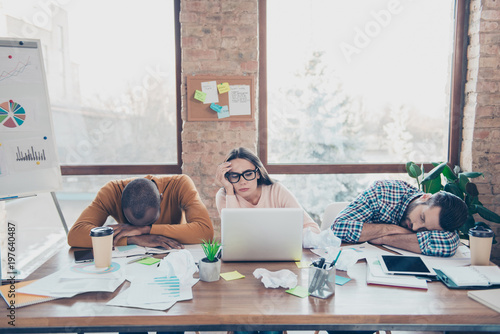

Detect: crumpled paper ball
[253,268,297,289]
[303,227,341,249]
[158,249,198,283]
[323,247,360,271]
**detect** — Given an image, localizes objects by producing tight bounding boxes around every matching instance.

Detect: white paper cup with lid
[90,226,114,268]
[469,225,494,266]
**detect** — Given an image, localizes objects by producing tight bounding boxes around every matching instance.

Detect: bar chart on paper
[16,146,46,162]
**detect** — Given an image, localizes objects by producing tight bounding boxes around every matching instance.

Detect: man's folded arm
[334,219,421,253]
[416,230,460,257]
[368,232,421,253]
[358,223,414,242]
[368,229,460,257]
[149,218,214,244]
[67,204,110,248]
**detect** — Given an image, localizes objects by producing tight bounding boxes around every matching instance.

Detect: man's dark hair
[121,178,160,222]
[427,191,468,231]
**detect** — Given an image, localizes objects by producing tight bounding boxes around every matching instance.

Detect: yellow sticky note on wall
[217,82,230,94]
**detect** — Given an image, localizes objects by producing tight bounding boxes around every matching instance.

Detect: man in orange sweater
[67,174,214,249]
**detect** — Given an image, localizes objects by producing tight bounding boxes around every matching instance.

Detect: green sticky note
[194,90,207,102]
[220,271,245,281]
[138,257,160,265]
[286,286,309,298]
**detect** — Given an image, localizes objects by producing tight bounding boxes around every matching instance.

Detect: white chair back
[321,201,350,230]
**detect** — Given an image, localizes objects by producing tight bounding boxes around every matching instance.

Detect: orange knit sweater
[67,174,214,248]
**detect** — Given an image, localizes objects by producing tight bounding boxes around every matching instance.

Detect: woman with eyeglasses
[215,147,320,235]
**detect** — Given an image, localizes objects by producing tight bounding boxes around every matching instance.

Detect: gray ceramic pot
[199,258,221,282]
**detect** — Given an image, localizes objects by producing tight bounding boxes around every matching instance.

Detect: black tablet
[378,254,436,276]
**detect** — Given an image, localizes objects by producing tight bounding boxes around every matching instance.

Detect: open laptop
[221,208,303,262]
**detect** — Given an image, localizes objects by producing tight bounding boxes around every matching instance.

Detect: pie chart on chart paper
[0,100,26,128]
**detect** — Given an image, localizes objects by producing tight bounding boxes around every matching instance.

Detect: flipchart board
[186,75,255,121]
[0,38,62,199]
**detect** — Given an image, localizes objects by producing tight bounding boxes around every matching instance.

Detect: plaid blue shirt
[331,180,460,257]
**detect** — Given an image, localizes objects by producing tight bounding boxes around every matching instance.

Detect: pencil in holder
[308,265,335,298]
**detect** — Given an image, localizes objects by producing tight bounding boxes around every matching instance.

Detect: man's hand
[127,235,184,249]
[112,224,151,246]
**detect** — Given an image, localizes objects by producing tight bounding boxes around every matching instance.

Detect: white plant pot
[199,258,221,282]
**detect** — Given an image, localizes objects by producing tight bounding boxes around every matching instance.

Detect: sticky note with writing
[218,106,230,119]
[210,103,223,113]
[194,90,207,102]
[217,82,230,94]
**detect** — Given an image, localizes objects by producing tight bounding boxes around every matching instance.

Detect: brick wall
[180,0,259,236]
[464,0,500,264]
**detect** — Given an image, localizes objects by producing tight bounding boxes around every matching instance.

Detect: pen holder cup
[308,266,335,299]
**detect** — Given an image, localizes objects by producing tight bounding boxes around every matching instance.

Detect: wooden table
[1,246,500,333]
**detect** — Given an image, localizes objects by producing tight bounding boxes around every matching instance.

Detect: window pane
[274,173,416,225]
[0,0,177,165]
[267,0,455,164]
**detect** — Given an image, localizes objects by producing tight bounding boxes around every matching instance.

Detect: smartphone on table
[74,249,94,263]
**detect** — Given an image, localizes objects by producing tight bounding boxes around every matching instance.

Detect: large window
[0,0,181,175]
[260,0,466,170]
[0,0,180,278]
[260,0,468,219]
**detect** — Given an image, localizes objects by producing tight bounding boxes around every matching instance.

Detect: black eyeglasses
[225,168,259,184]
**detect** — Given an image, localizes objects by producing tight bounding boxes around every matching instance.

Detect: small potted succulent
[198,239,222,282]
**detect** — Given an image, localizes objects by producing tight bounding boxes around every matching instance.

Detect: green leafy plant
[201,239,221,262]
[406,161,500,241]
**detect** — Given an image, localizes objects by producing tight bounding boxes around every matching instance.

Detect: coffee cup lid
[90,226,114,237]
[469,225,494,238]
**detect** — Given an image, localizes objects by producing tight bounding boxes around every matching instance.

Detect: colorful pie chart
[0,100,26,128]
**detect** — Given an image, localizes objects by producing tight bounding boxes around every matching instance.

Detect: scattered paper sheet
[183,244,206,263]
[108,250,199,310]
[112,245,174,258]
[382,244,471,269]
[18,262,126,298]
[312,242,393,260]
